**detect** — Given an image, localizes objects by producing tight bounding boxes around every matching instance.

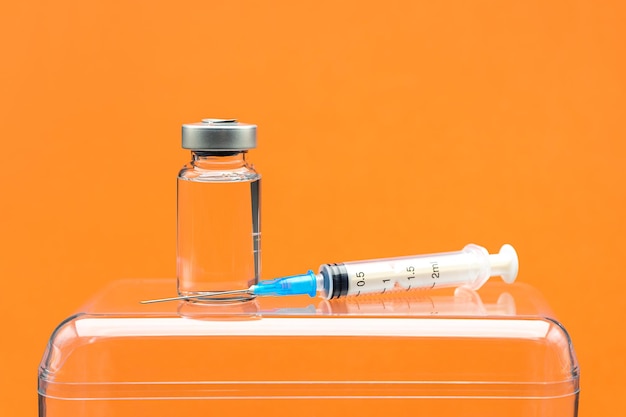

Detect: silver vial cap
[181,119,257,151]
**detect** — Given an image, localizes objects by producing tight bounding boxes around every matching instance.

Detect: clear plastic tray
[38,280,579,416]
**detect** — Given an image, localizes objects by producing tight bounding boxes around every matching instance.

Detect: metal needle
[140,289,253,304]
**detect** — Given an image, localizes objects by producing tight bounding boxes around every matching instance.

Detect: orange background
[1,1,624,416]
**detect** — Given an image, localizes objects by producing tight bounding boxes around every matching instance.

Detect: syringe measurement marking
[406,266,415,290]
[354,271,393,295]
[353,263,439,293]
[430,261,439,289]
[355,271,365,296]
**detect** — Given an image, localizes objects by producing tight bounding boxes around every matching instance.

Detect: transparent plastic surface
[177,152,261,298]
[39,280,579,417]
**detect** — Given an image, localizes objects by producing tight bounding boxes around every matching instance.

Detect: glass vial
[177,119,260,300]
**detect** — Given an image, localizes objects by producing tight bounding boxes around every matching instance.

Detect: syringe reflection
[268,287,516,317]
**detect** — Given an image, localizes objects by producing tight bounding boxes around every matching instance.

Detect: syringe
[141,244,518,303]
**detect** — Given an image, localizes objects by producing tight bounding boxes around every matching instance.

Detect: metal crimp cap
[181,118,257,151]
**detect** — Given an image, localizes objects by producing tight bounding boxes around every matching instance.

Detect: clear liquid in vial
[177,173,260,299]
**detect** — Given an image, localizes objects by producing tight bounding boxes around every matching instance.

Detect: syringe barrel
[319,244,496,299]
